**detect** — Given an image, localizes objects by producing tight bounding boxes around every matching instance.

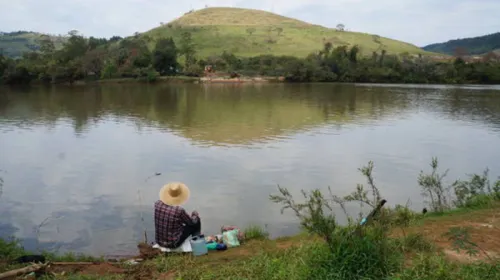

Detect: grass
[143,7,431,58]
[393,254,500,280]
[243,225,270,241]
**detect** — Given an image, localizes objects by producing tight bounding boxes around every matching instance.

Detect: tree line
[1,30,500,85]
[423,32,500,56]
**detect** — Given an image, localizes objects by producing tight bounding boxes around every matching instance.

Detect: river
[1,83,500,257]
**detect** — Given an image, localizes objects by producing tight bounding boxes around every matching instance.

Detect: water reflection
[0,83,500,256]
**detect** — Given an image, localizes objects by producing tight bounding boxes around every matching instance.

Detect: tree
[0,53,8,78]
[275,27,283,36]
[60,30,87,63]
[336,24,345,31]
[109,36,122,42]
[320,42,333,57]
[88,37,108,50]
[246,27,256,36]
[349,45,360,63]
[221,51,241,71]
[82,48,107,77]
[153,37,178,75]
[37,35,55,54]
[68,30,79,37]
[379,50,387,66]
[179,32,196,66]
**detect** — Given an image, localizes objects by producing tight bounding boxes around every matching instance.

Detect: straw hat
[159,182,190,206]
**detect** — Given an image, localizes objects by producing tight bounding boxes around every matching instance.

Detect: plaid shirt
[154,200,198,248]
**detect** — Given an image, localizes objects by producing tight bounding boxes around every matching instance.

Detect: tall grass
[244,225,270,241]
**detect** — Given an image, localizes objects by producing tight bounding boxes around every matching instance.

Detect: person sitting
[154,182,201,249]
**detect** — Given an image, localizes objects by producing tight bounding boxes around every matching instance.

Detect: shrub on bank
[269,157,500,280]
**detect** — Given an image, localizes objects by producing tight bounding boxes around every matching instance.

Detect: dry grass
[170,7,311,27]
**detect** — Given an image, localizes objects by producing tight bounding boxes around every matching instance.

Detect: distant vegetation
[1,8,427,59]
[423,32,500,56]
[1,8,500,85]
[1,29,499,85]
[0,31,66,58]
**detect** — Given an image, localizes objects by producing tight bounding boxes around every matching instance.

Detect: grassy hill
[423,32,500,55]
[142,7,429,57]
[0,31,65,58]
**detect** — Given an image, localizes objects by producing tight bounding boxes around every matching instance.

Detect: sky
[1,0,499,46]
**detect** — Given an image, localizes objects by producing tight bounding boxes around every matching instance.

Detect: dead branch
[0,263,47,279]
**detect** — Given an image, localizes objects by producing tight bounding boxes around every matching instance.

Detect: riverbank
[44,75,284,86]
[1,203,499,279]
[1,159,499,279]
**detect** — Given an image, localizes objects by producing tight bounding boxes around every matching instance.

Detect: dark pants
[173,219,201,248]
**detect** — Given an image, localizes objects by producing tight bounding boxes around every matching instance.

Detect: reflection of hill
[1,84,500,145]
[154,84,407,145]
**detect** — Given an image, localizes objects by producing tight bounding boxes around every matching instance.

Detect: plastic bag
[222,229,240,248]
[221,225,245,241]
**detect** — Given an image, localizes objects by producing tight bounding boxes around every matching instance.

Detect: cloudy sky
[1,0,499,46]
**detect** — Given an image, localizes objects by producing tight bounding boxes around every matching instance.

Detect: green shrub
[270,161,403,279]
[146,68,159,82]
[100,61,118,79]
[453,168,499,208]
[418,158,451,213]
[396,232,435,253]
[494,179,500,199]
[0,237,27,259]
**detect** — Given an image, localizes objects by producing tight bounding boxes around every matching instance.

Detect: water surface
[1,83,500,256]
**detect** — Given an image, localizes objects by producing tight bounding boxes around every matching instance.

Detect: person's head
[159,182,190,206]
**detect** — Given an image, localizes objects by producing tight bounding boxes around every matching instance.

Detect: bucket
[190,236,208,256]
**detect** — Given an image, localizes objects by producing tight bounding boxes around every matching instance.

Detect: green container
[206,242,218,251]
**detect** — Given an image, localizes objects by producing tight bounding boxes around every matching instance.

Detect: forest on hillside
[1,30,500,85]
[423,32,500,55]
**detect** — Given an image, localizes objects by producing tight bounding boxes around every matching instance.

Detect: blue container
[190,236,208,256]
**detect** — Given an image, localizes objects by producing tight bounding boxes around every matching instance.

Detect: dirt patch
[276,240,295,249]
[137,243,162,260]
[407,207,500,262]
[124,263,155,280]
[443,249,498,263]
[47,262,126,276]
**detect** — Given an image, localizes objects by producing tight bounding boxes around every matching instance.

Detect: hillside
[142,7,429,57]
[423,32,500,55]
[0,31,65,58]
